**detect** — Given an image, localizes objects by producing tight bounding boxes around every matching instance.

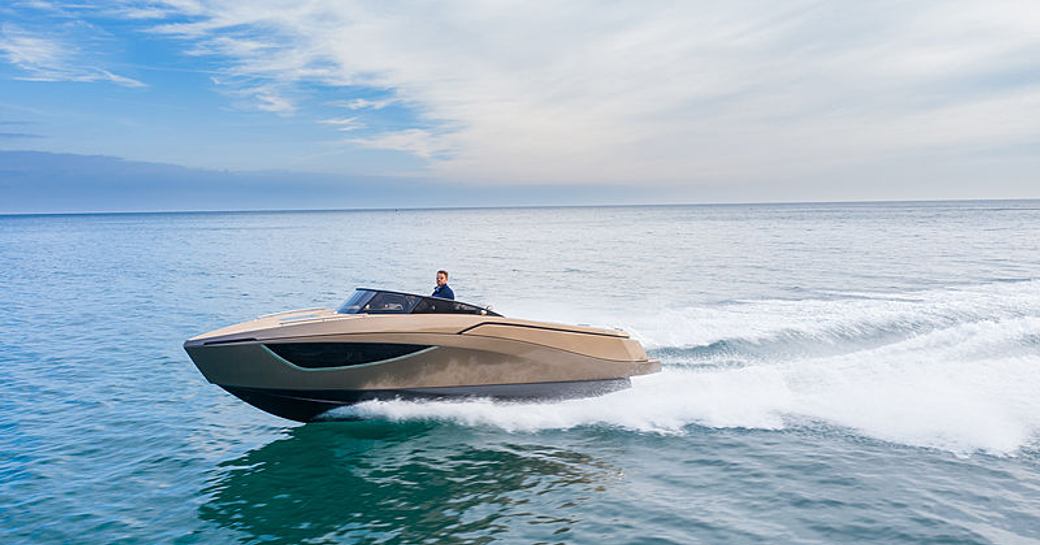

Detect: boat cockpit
[336,288,502,317]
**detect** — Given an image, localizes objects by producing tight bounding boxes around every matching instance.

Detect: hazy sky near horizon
[1,1,1038,211]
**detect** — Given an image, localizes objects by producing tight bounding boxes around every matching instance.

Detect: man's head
[436,270,449,287]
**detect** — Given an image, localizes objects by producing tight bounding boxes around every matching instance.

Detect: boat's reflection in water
[199,421,618,544]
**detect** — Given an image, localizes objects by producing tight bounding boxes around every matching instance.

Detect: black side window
[411,298,445,314]
[412,298,484,315]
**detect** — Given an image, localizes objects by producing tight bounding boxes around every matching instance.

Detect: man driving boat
[432,270,454,300]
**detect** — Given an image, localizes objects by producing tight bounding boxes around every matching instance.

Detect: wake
[340,280,1040,455]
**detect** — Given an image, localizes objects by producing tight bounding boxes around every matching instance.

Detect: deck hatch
[264,342,432,369]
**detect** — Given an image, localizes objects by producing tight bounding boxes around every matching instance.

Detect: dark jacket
[432,284,455,300]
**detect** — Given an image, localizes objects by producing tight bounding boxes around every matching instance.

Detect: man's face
[436,273,447,286]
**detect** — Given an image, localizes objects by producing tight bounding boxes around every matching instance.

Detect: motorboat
[183,288,660,422]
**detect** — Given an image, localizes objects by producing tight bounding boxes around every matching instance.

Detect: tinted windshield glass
[365,292,420,314]
[336,290,375,314]
[337,289,499,316]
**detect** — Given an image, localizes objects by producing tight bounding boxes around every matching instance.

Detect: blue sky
[0,2,430,177]
[1,1,1038,212]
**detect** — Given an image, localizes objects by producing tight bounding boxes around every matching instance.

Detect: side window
[411,298,445,314]
[450,302,484,315]
[365,292,419,314]
[412,298,485,315]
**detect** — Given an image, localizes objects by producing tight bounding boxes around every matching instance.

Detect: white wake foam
[342,282,1040,455]
[616,280,1040,350]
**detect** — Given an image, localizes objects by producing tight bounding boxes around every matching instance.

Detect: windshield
[336,289,500,316]
[365,292,421,314]
[336,290,376,314]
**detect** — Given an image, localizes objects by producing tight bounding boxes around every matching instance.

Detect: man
[432,270,454,300]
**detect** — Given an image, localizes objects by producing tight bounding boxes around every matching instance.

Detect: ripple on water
[3,204,1040,544]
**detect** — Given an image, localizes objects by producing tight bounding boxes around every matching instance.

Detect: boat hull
[184,311,660,422]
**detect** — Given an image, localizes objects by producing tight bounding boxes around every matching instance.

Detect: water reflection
[199,422,616,544]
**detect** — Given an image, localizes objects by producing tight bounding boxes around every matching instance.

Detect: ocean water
[2,201,1039,544]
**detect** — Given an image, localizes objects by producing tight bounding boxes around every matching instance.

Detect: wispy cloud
[207,73,295,114]
[347,128,449,159]
[108,5,179,20]
[328,98,398,111]
[318,116,365,131]
[253,89,294,114]
[0,24,145,87]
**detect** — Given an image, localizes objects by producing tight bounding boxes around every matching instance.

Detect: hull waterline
[220,379,632,422]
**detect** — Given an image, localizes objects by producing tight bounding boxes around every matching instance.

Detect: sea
[2,201,1039,544]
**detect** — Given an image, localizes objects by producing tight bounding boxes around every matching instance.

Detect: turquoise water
[2,202,1040,544]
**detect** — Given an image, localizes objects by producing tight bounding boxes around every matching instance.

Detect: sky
[0,1,1038,213]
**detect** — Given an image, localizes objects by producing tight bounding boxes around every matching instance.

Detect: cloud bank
[0,150,656,213]
[138,0,1040,185]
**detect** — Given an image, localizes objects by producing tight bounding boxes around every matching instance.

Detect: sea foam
[339,281,1040,455]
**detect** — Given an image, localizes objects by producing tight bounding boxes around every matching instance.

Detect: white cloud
[0,24,146,87]
[99,69,147,88]
[142,1,1040,185]
[253,89,294,114]
[348,128,448,160]
[318,116,365,131]
[207,74,295,114]
[0,25,63,67]
[328,98,397,111]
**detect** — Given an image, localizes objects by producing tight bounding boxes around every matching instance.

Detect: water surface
[2,201,1039,544]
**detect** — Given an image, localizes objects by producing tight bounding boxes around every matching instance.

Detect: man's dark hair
[437,270,449,278]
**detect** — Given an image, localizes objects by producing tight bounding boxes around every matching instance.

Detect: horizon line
[3,196,1039,218]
